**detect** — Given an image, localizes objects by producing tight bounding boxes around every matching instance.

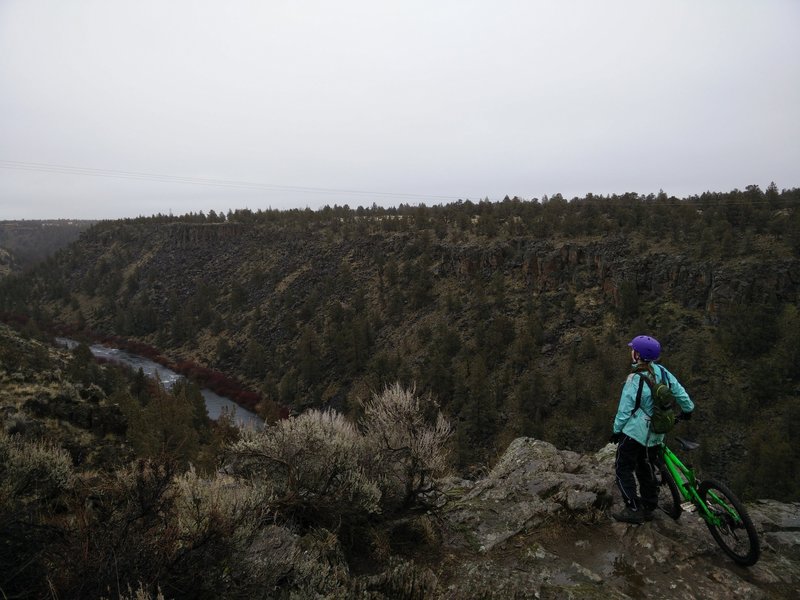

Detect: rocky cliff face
[55,222,800,329]
[53,223,800,362]
[442,236,799,314]
[435,438,799,599]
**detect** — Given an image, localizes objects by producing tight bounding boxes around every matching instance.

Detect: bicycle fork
[662,447,742,527]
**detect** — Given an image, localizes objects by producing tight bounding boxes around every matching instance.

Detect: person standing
[610,335,694,523]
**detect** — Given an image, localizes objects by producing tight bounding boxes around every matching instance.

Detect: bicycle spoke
[657,474,682,519]
[698,479,760,566]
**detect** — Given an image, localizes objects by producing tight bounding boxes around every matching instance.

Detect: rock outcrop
[437,438,800,599]
[445,438,615,553]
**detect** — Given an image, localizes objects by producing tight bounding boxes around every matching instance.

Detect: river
[56,339,263,428]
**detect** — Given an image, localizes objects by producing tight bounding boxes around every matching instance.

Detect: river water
[56,339,263,428]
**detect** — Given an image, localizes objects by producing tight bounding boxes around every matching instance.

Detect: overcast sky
[1,0,798,220]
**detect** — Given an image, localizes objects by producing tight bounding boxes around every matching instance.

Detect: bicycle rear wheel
[657,466,682,519]
[698,479,760,566]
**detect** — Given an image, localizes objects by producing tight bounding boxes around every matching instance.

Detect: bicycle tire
[657,466,682,520]
[698,479,760,566]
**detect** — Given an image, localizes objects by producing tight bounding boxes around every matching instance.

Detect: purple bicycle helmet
[628,335,661,361]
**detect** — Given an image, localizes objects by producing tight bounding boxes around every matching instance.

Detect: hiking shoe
[612,507,645,524]
[642,503,658,521]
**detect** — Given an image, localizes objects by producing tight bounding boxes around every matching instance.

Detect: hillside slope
[2,191,799,498]
[0,220,94,275]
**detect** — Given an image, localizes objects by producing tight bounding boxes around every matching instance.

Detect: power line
[0,159,464,202]
[1,159,796,208]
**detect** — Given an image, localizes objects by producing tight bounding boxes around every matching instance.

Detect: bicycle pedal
[680,502,696,512]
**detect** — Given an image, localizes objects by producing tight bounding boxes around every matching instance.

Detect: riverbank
[52,326,287,423]
[57,338,266,428]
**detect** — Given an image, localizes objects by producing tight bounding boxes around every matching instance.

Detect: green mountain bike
[655,422,760,566]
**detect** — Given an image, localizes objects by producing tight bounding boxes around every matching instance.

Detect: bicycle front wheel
[698,479,760,566]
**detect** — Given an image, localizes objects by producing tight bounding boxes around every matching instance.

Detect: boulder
[444,438,616,552]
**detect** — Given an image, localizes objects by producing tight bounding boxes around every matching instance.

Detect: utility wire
[1,159,796,208]
[0,159,464,201]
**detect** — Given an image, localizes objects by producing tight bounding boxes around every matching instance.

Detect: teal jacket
[613,364,694,447]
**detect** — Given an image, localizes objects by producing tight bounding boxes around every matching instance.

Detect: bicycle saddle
[675,436,700,451]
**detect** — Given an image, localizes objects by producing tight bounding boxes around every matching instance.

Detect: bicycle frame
[657,436,759,566]
[660,443,734,526]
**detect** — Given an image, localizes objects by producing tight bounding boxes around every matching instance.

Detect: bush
[57,460,179,597]
[60,459,273,599]
[1,386,452,597]
[227,409,382,528]
[226,384,453,524]
[0,431,73,507]
[0,431,74,599]
[361,383,453,512]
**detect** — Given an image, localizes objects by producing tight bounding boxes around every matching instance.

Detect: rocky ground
[433,438,799,599]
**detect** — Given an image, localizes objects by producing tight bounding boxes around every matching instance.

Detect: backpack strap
[633,374,646,415]
[633,371,658,416]
[658,365,671,388]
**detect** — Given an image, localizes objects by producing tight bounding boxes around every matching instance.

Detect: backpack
[634,366,677,434]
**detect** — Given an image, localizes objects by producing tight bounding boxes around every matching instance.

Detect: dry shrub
[228,409,382,527]
[361,383,453,512]
[0,430,73,506]
[227,385,453,526]
[273,529,439,600]
[1,388,451,598]
[0,431,74,599]
[350,557,439,600]
[60,459,271,599]
[219,383,453,596]
[58,460,179,597]
[172,466,266,541]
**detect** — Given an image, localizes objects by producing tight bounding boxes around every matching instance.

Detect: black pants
[615,435,661,511]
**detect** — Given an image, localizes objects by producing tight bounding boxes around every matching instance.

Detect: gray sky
[1,0,799,220]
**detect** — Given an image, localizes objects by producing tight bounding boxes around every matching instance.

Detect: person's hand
[609,432,622,444]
